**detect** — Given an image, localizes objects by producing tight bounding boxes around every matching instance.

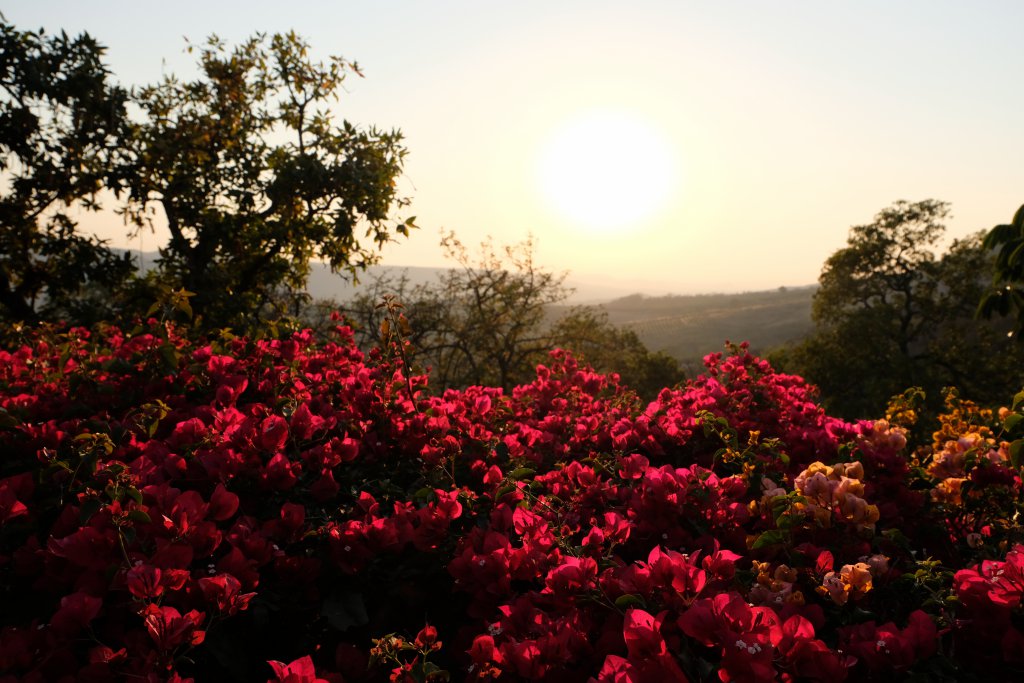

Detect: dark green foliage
[119,31,413,330]
[779,200,1024,419]
[546,305,684,398]
[979,203,1024,335]
[0,18,134,323]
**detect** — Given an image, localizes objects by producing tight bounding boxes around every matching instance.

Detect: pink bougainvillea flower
[143,605,205,651]
[50,591,102,636]
[414,624,440,651]
[619,609,689,681]
[126,563,164,600]
[208,483,239,521]
[198,573,256,615]
[267,654,329,683]
[259,415,290,453]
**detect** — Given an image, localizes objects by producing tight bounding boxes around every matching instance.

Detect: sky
[7,1,1024,296]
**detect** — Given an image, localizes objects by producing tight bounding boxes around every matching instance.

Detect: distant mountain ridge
[123,251,642,303]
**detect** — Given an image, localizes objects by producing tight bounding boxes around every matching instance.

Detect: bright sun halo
[536,110,677,234]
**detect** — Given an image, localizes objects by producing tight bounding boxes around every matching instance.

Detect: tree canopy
[779,200,1024,419]
[122,32,415,329]
[340,232,683,396]
[0,19,133,323]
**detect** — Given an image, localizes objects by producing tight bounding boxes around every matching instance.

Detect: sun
[535,109,678,234]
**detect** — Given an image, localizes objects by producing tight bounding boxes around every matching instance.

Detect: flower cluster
[1,323,1024,680]
[792,460,879,532]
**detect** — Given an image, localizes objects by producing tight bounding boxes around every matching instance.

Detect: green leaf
[79,498,102,524]
[1010,439,1024,468]
[883,527,911,545]
[494,484,516,499]
[1013,390,1024,411]
[412,487,436,504]
[509,467,535,480]
[127,509,152,524]
[159,344,180,370]
[176,297,193,318]
[751,529,786,550]
[126,486,144,505]
[77,450,99,478]
[1004,413,1024,433]
[614,594,646,610]
[776,512,802,530]
[769,495,790,522]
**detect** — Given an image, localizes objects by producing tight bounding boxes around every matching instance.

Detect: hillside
[306,262,643,304]
[596,286,817,371]
[121,251,816,369]
[320,267,819,370]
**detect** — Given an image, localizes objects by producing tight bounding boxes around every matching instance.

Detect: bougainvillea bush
[2,320,1024,682]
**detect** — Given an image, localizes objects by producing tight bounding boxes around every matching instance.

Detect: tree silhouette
[979,203,1024,336]
[122,32,414,329]
[0,18,133,323]
[342,232,682,396]
[781,200,1024,418]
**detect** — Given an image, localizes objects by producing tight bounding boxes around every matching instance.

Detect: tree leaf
[79,498,102,524]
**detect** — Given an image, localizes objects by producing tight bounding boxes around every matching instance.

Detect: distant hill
[594,286,817,372]
[121,251,643,302]
[122,251,816,367]
[305,262,644,304]
[312,264,819,369]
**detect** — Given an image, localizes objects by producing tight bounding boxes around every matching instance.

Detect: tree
[0,18,134,323]
[546,306,684,398]
[780,200,1024,418]
[978,203,1024,335]
[122,32,414,329]
[345,232,568,391]
[341,232,682,396]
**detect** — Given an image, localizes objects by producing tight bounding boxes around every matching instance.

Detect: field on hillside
[306,260,818,373]
[596,286,817,371]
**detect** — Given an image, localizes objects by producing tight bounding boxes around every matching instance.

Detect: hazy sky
[7,1,1024,295]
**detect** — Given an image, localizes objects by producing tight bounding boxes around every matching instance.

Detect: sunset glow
[7,1,1024,294]
[535,110,678,234]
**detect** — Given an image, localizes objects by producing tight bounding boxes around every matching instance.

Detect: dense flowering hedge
[1,320,1024,681]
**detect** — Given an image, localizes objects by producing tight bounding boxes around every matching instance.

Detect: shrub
[1,324,1023,681]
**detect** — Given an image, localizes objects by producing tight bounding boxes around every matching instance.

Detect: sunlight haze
[536,109,679,233]
[8,0,1023,295]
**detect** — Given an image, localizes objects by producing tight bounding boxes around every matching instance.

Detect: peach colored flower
[931,477,966,505]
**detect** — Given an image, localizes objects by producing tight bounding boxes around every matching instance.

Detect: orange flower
[817,563,874,606]
[931,477,966,505]
[841,562,873,595]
